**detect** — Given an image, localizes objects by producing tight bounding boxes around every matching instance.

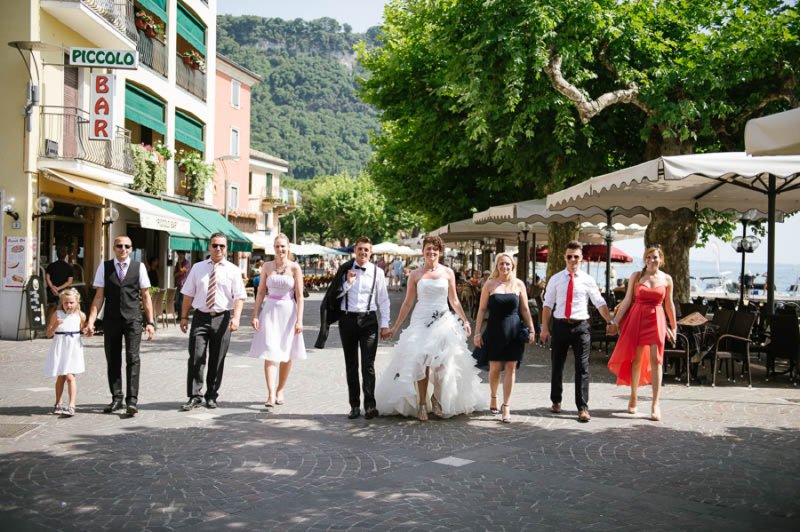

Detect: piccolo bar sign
[69,48,139,70]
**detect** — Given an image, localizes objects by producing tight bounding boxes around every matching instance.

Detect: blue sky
[218,1,800,264]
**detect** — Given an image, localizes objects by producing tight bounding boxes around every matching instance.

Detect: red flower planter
[135,18,147,31]
[145,27,157,38]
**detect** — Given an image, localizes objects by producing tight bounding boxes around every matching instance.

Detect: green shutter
[175,111,204,152]
[137,0,167,22]
[125,84,166,135]
[177,3,206,55]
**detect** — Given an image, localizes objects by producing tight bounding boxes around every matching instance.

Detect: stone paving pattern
[0,290,799,530]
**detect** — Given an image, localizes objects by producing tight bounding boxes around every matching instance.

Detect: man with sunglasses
[85,236,155,416]
[540,241,617,423]
[179,233,246,410]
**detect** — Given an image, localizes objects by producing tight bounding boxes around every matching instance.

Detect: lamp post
[603,208,618,304]
[517,222,531,283]
[731,209,761,307]
[102,204,119,259]
[31,195,53,272]
[215,155,239,219]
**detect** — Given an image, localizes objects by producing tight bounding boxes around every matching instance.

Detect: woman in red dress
[608,246,677,421]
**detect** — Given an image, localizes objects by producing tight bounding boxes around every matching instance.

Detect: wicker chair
[712,311,757,388]
[764,314,800,383]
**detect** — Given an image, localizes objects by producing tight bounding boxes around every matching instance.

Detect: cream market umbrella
[745,107,800,156]
[546,152,800,310]
[473,198,650,295]
[371,242,402,255]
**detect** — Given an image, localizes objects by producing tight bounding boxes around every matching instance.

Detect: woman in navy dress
[473,253,536,422]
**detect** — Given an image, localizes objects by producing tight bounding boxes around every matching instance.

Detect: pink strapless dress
[608,284,667,386]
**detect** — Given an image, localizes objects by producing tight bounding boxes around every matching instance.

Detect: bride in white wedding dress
[376,236,485,420]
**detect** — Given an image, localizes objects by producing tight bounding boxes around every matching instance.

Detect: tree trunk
[644,207,697,303]
[545,222,580,281]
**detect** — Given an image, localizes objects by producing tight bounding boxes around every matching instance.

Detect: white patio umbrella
[546,152,800,309]
[745,107,800,156]
[291,243,347,256]
[371,242,402,255]
[473,198,650,294]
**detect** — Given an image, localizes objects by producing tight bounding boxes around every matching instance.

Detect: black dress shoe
[181,397,203,411]
[103,400,124,413]
[364,408,379,420]
[347,407,361,419]
[206,399,217,409]
[126,404,139,416]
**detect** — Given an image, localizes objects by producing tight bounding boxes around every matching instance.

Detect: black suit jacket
[314,260,354,348]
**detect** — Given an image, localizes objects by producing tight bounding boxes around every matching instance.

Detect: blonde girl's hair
[274,232,294,261]
[58,288,81,314]
[490,252,517,280]
[641,245,665,274]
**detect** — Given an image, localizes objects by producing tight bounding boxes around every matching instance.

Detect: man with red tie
[540,241,617,422]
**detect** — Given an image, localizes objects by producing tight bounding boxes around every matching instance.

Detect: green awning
[175,110,205,152]
[138,0,167,22]
[177,3,206,55]
[140,197,253,253]
[125,84,166,135]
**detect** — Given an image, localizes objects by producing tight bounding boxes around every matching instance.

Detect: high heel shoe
[501,404,511,423]
[628,399,637,415]
[489,396,500,415]
[417,403,428,421]
[650,405,662,422]
[431,395,443,417]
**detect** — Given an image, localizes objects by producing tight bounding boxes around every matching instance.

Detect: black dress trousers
[338,312,379,410]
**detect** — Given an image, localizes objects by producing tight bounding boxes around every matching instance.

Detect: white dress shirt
[181,259,246,312]
[340,261,391,328]
[92,257,150,289]
[543,269,607,320]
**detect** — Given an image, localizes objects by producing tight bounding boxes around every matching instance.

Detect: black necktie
[354,265,366,271]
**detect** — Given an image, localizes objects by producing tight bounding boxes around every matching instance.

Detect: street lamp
[517,222,531,282]
[215,155,239,219]
[731,209,761,306]
[602,208,618,303]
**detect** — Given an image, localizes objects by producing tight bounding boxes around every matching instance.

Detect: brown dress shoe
[578,410,591,423]
[551,403,561,414]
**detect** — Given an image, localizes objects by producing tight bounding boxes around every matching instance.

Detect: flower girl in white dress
[44,288,86,417]
[376,236,484,420]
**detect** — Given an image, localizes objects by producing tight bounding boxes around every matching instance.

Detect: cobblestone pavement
[1,289,799,531]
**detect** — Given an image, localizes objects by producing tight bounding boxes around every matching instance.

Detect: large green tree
[285,172,423,244]
[358,0,798,300]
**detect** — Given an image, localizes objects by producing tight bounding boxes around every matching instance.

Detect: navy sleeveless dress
[485,293,525,362]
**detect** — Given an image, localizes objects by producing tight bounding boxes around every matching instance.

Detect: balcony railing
[78,0,138,41]
[176,53,206,101]
[262,187,300,213]
[39,106,134,175]
[136,29,167,77]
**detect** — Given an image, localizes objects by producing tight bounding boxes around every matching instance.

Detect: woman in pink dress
[608,246,677,421]
[249,234,306,408]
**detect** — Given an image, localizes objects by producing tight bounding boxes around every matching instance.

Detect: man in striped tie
[540,241,616,423]
[179,233,246,410]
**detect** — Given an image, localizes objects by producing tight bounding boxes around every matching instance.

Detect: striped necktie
[206,262,220,310]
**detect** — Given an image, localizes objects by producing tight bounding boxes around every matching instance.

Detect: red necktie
[565,273,574,318]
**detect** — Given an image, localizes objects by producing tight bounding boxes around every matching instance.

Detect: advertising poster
[3,236,27,291]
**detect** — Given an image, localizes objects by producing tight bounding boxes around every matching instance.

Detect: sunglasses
[115,244,132,249]
[566,254,581,260]
[211,243,227,249]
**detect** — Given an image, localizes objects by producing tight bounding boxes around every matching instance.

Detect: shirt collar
[113,257,131,267]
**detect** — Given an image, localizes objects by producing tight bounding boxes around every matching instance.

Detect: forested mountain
[217,15,381,179]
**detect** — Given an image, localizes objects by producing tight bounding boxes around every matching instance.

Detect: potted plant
[134,10,151,31]
[176,150,215,201]
[181,50,205,71]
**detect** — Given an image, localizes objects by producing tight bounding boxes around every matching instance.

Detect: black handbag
[516,323,530,344]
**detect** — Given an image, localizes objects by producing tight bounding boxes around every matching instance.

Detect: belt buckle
[209,311,218,317]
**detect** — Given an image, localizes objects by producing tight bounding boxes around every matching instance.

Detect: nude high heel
[417,403,428,421]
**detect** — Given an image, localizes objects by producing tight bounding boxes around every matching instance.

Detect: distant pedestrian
[174,251,191,313]
[390,257,404,291]
[540,241,615,423]
[45,288,85,417]
[85,235,155,417]
[147,257,160,288]
[45,247,74,314]
[179,233,246,410]
[249,234,306,408]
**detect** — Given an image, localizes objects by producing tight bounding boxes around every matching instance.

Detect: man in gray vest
[85,235,155,416]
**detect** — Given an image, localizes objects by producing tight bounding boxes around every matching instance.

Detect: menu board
[3,236,27,291]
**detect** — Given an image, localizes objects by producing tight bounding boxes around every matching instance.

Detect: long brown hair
[641,245,664,274]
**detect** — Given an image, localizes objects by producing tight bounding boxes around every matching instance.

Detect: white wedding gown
[376,277,485,418]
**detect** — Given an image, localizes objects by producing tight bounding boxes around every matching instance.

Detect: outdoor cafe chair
[711,311,757,388]
[764,313,800,384]
[163,287,177,327]
[663,330,692,386]
[150,288,165,330]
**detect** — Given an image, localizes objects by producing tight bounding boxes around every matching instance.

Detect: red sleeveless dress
[608,284,667,386]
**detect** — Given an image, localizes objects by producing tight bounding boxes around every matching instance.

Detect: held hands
[380,327,393,340]
[82,321,95,337]
[606,322,619,336]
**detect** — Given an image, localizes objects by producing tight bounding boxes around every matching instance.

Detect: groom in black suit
[315,237,391,420]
